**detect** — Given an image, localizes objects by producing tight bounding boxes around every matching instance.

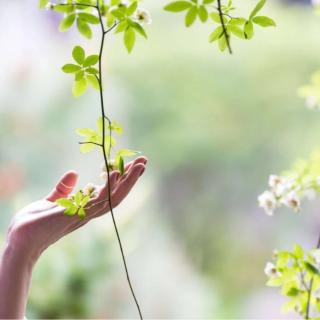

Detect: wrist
[5,232,40,268]
[0,242,35,319]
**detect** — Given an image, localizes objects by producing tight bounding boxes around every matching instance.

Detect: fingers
[112,163,145,207]
[87,162,146,219]
[93,170,120,203]
[46,171,78,202]
[124,156,148,175]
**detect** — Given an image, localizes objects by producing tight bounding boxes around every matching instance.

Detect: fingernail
[139,167,145,176]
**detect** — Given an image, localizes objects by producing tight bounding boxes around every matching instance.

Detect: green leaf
[185,6,197,27]
[39,0,49,9]
[293,244,304,260]
[64,205,78,216]
[62,64,82,73]
[80,142,95,153]
[110,8,126,20]
[56,198,74,208]
[75,70,85,81]
[72,46,85,65]
[131,22,148,39]
[75,191,83,206]
[81,195,91,207]
[76,128,97,137]
[87,75,100,90]
[53,4,74,14]
[252,16,276,27]
[198,6,208,23]
[218,35,227,52]
[124,27,136,53]
[109,121,123,134]
[116,149,140,163]
[115,20,128,33]
[209,26,223,42]
[249,0,266,19]
[72,77,88,98]
[127,1,138,16]
[227,24,245,39]
[244,20,254,39]
[77,18,93,39]
[77,12,100,24]
[59,14,76,32]
[83,55,99,67]
[203,0,215,4]
[164,1,192,12]
[229,17,246,25]
[118,155,125,175]
[210,12,228,24]
[304,261,319,275]
[85,67,99,75]
[78,207,86,219]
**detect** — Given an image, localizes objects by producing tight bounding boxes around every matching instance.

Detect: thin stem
[54,3,97,9]
[305,233,320,319]
[79,142,103,147]
[217,0,232,54]
[96,3,143,319]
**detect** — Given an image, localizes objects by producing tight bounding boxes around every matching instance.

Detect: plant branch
[54,3,97,9]
[305,233,320,319]
[96,3,143,319]
[217,0,232,54]
[78,142,102,147]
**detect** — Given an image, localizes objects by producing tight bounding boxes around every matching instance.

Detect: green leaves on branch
[76,117,116,154]
[56,190,92,219]
[42,1,150,53]
[77,117,140,174]
[109,1,149,53]
[265,245,320,317]
[164,0,276,53]
[62,45,99,97]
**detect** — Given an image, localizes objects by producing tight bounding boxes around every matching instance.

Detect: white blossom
[264,262,280,278]
[82,183,97,196]
[134,8,152,25]
[268,175,285,189]
[281,190,301,212]
[100,172,108,181]
[258,191,278,216]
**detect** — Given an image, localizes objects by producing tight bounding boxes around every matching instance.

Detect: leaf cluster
[40,0,149,53]
[56,190,92,219]
[62,45,100,97]
[76,117,139,174]
[267,245,320,318]
[164,0,276,52]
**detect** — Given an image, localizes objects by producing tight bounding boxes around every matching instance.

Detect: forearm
[0,242,35,319]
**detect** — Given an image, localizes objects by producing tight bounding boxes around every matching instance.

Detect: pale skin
[0,156,147,319]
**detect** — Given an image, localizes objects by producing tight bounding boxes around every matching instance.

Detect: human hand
[6,156,147,263]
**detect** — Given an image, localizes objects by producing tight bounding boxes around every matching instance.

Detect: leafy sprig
[265,244,320,318]
[39,1,148,318]
[164,0,276,53]
[56,189,94,219]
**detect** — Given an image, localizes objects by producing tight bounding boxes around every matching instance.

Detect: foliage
[39,0,148,219]
[265,245,320,318]
[56,190,93,219]
[164,0,276,53]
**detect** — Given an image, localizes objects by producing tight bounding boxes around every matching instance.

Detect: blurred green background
[1,0,320,318]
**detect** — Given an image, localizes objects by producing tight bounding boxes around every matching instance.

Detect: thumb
[46,170,78,202]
